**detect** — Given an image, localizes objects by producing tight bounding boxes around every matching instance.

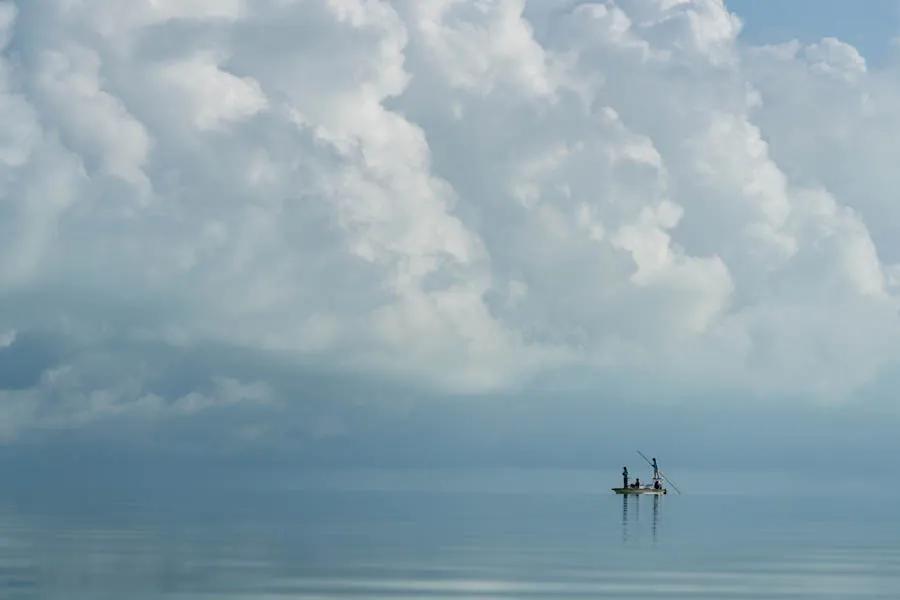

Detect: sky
[2,0,900,473]
[729,0,900,65]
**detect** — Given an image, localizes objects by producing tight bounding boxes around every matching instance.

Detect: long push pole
[637,450,682,495]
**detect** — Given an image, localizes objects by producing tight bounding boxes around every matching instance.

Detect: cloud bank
[2,0,900,446]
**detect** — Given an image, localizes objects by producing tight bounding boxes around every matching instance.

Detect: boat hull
[612,487,666,495]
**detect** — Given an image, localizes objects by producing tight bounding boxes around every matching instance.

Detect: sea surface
[1,467,899,598]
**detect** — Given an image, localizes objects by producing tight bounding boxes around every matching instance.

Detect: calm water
[1,468,899,598]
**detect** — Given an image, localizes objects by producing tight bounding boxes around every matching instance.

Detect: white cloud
[155,52,268,131]
[404,0,556,97]
[32,44,151,187]
[2,0,900,443]
[804,37,867,82]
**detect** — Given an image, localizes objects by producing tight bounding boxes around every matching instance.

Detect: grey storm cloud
[2,0,900,448]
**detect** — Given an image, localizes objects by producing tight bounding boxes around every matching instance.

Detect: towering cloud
[1,0,899,444]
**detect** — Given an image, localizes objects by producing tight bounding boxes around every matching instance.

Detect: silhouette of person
[622,466,629,488]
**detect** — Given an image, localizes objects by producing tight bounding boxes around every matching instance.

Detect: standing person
[652,457,659,481]
[622,466,629,489]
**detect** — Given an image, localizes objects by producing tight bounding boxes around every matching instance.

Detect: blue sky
[729,0,900,63]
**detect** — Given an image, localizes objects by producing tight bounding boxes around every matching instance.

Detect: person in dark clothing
[635,478,640,489]
[622,466,629,489]
[652,457,659,480]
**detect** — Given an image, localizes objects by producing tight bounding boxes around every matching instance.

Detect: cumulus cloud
[1,0,900,445]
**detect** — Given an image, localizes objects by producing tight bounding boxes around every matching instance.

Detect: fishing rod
[637,450,682,495]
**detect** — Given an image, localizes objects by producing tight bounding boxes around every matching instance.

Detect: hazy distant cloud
[2,0,900,444]
[0,330,14,348]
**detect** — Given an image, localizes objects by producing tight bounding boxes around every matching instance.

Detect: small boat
[612,451,681,495]
[612,484,667,495]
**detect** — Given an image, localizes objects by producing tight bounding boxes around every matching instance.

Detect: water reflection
[621,494,660,543]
